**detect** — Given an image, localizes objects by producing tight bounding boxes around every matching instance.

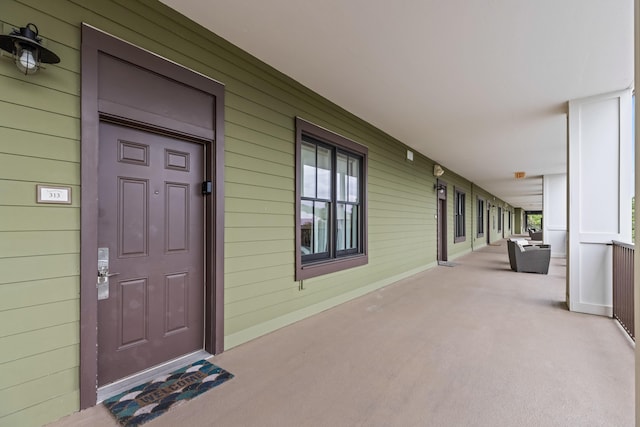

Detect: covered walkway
[50,241,633,426]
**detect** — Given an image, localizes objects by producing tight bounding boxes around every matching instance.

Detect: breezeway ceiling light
[0,23,60,75]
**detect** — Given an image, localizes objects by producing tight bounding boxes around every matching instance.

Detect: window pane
[313,201,329,253]
[337,152,348,202]
[300,200,314,255]
[301,142,316,198]
[346,205,358,250]
[301,200,329,255]
[455,192,465,238]
[348,156,360,203]
[336,203,346,251]
[317,146,332,200]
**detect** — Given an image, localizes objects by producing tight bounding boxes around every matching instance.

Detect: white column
[634,0,640,423]
[543,174,567,258]
[567,90,633,317]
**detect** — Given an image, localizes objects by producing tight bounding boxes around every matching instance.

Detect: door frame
[80,24,225,408]
[436,179,447,262]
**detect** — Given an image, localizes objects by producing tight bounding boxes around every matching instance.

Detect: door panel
[98,122,205,386]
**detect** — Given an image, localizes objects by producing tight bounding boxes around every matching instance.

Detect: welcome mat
[103,359,233,427]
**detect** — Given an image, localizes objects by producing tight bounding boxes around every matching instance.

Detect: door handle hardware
[97,247,111,301]
[98,270,119,278]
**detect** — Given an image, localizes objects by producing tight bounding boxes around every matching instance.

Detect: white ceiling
[160,0,633,210]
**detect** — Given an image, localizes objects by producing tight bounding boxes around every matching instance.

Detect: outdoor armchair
[507,240,551,274]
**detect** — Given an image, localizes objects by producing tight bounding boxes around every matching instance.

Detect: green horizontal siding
[0,254,79,284]
[0,207,79,231]
[0,322,79,365]
[226,264,293,289]
[0,1,513,425]
[0,103,79,139]
[225,240,292,259]
[0,277,78,311]
[225,252,291,274]
[0,127,80,162]
[0,299,78,337]
[0,74,79,116]
[0,12,80,415]
[0,391,78,427]
[225,227,294,243]
[0,344,78,391]
[0,153,79,184]
[0,368,77,418]
[0,231,79,258]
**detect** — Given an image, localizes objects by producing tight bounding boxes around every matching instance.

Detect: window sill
[296,254,368,281]
[454,236,466,243]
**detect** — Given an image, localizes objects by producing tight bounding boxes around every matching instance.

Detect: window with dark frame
[477,197,485,237]
[498,207,502,231]
[296,118,368,280]
[454,188,466,242]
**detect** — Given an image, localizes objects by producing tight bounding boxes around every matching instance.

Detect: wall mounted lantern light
[434,183,446,194]
[0,23,60,75]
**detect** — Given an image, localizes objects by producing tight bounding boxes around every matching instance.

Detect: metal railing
[612,241,634,340]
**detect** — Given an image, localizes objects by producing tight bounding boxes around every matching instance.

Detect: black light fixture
[0,23,60,75]
[434,183,446,194]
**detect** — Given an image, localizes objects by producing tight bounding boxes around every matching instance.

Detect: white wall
[543,174,567,258]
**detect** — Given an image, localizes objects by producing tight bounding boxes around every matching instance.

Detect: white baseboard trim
[569,301,612,317]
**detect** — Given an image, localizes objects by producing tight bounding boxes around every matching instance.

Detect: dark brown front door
[97,122,205,386]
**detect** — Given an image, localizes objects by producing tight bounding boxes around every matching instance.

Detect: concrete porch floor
[49,240,634,427]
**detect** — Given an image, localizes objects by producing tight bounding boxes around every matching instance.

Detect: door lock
[97,247,118,300]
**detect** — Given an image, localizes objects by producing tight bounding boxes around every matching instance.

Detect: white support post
[567,89,633,316]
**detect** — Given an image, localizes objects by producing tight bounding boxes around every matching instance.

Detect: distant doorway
[437,180,447,262]
[486,203,491,245]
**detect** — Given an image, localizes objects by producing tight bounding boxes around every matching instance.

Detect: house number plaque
[36,185,72,204]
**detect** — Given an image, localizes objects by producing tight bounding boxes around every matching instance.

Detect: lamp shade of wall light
[433,164,444,177]
[0,23,60,75]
